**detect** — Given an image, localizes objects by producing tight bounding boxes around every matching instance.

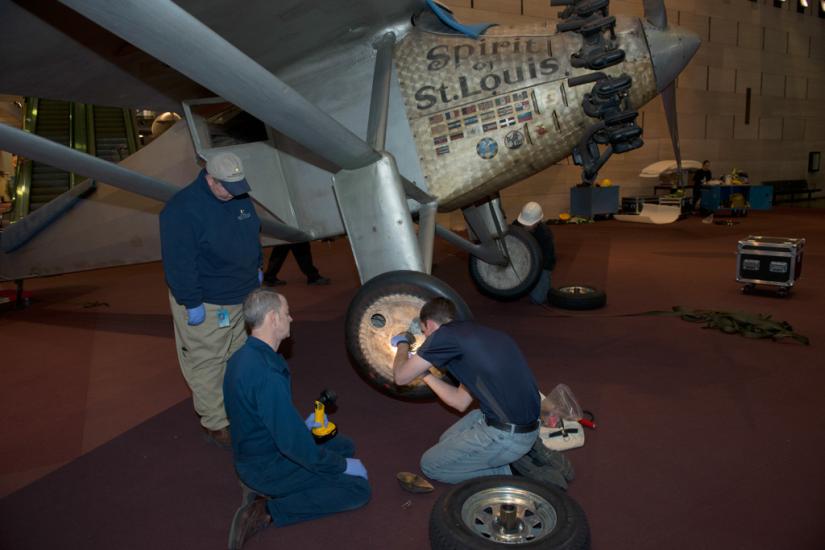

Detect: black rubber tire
[469,226,542,301]
[548,285,606,310]
[345,270,471,400]
[429,475,590,550]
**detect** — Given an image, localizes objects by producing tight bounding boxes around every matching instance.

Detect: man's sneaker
[228,497,271,550]
[264,278,286,286]
[307,276,331,286]
[202,426,232,449]
[511,453,569,490]
[526,438,575,482]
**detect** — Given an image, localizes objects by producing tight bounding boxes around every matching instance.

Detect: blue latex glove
[258,269,264,285]
[187,304,205,326]
[391,331,415,347]
[344,458,368,480]
[305,412,328,430]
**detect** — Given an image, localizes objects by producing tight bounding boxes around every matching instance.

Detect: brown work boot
[228,497,271,550]
[203,426,231,449]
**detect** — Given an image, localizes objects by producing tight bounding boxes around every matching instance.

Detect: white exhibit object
[614,203,681,224]
[639,159,703,178]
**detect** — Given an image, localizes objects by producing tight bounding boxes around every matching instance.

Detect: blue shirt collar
[247,336,289,374]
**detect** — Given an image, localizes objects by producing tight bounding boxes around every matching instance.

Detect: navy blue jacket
[224,337,347,493]
[159,170,262,308]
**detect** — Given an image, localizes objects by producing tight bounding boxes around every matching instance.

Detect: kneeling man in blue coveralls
[392,297,541,483]
[224,288,371,550]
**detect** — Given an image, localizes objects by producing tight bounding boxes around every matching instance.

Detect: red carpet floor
[1,207,824,549]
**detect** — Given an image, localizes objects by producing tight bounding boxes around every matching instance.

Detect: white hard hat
[517,201,543,226]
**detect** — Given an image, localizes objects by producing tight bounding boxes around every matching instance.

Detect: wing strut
[0,123,177,203]
[0,123,310,247]
[366,32,397,152]
[58,0,380,172]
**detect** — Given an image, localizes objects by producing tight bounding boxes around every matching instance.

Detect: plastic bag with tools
[539,384,591,451]
[540,383,582,428]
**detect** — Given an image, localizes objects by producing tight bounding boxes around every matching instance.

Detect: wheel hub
[356,293,428,384]
[460,487,557,544]
[559,285,595,295]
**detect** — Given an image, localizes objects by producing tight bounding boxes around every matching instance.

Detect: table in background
[700,185,772,211]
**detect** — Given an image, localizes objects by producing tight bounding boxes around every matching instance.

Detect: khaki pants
[169,292,247,431]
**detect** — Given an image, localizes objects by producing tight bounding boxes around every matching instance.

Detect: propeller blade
[660,82,683,181]
[643,0,668,29]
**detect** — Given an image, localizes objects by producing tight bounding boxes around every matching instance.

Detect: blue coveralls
[224,337,371,526]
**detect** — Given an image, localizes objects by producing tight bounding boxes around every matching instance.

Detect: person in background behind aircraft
[159,151,263,449]
[514,202,556,305]
[263,241,330,286]
[692,160,712,212]
[224,289,370,550]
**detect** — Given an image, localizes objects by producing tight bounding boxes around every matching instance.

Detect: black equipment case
[736,236,805,295]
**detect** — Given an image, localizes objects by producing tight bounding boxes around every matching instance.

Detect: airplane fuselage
[394,15,658,210]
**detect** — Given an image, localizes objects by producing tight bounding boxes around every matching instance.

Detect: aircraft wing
[0,120,293,280]
[0,0,428,280]
[0,0,423,111]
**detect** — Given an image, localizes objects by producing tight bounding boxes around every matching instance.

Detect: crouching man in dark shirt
[392,297,541,483]
[224,288,370,549]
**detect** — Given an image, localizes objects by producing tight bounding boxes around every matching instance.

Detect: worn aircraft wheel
[548,285,606,310]
[429,475,590,549]
[469,226,542,301]
[345,270,471,400]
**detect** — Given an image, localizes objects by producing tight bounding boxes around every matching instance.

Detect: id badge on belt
[217,308,230,328]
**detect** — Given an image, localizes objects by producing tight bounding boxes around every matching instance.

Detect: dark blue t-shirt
[160,169,262,308]
[417,320,540,425]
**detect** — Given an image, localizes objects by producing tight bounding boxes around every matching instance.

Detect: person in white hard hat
[159,151,263,449]
[515,201,556,305]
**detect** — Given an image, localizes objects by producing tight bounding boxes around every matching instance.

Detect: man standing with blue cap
[160,151,263,448]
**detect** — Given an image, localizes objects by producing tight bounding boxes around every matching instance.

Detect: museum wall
[438,0,825,226]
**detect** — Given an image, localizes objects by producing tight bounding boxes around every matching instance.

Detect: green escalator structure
[9,98,139,220]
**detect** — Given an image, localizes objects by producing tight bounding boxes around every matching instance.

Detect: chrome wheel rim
[460,486,557,544]
[558,285,595,296]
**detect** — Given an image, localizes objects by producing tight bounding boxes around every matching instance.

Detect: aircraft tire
[345,270,472,400]
[547,285,606,310]
[429,475,590,550]
[468,226,542,301]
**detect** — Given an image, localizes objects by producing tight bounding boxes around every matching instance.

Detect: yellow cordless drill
[311,389,338,443]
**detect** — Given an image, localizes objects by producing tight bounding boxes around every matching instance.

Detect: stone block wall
[437,0,825,226]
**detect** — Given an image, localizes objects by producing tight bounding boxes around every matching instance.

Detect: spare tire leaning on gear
[548,285,606,310]
[429,475,590,549]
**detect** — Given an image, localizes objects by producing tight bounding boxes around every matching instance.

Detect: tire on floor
[547,285,606,310]
[430,475,590,549]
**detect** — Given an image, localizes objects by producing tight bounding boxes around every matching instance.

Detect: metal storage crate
[736,236,805,296]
